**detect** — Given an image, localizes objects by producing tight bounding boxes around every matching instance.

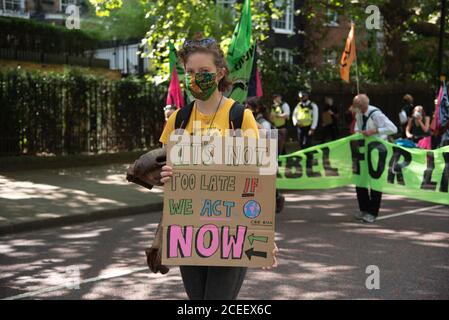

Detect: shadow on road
[1,187,448,299]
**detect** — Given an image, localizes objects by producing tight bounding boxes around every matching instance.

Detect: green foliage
[87,0,446,84]
[0,68,165,156]
[82,0,153,41]
[88,0,282,82]
[259,48,308,102]
[0,17,97,54]
[307,0,447,82]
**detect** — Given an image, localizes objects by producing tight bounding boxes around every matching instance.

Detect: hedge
[0,17,97,55]
[0,68,165,156]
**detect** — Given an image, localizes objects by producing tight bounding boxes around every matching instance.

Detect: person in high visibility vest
[270,94,290,155]
[292,91,319,149]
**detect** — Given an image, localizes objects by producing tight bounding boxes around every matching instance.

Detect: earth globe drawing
[243,200,261,219]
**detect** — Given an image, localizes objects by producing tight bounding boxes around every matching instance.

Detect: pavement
[1,187,448,300]
[0,164,163,235]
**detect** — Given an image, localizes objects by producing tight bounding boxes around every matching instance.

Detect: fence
[0,70,165,156]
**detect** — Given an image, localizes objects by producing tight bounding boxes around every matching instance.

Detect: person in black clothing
[399,94,414,138]
[321,97,339,142]
[405,106,431,143]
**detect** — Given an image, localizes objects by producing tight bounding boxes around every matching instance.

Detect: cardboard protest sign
[277,133,449,205]
[162,134,278,268]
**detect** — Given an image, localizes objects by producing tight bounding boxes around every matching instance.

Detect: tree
[302,0,447,82]
[88,0,447,84]
[88,0,283,82]
[82,0,153,41]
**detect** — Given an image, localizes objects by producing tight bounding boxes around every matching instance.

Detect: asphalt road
[1,188,448,300]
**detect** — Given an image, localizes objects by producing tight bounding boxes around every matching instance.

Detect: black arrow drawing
[245,247,267,260]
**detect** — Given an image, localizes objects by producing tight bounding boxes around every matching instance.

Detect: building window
[272,0,294,34]
[216,0,235,8]
[324,8,339,27]
[274,48,293,64]
[61,0,78,12]
[323,50,338,65]
[3,0,22,11]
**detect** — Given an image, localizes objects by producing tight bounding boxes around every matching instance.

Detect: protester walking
[352,94,398,223]
[270,93,290,154]
[292,91,319,149]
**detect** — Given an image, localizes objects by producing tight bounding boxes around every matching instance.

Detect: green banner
[277,134,449,206]
[168,42,184,81]
[226,0,255,104]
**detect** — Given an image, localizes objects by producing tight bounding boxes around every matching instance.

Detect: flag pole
[355,52,360,95]
[353,22,360,95]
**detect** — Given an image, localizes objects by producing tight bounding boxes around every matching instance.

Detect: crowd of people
[241,90,449,154]
[243,90,449,225]
[398,93,449,149]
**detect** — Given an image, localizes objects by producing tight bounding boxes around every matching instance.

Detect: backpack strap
[174,101,195,130]
[367,109,379,119]
[229,102,245,130]
[362,109,380,131]
[175,100,245,132]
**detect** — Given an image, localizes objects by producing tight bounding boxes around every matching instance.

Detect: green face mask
[185,72,218,101]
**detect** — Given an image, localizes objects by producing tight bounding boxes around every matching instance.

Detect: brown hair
[178,40,233,92]
[246,97,269,120]
[403,94,414,105]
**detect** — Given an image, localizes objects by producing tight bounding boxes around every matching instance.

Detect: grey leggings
[179,266,247,300]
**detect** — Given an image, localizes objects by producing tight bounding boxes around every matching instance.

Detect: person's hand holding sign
[160,165,174,184]
[263,242,279,271]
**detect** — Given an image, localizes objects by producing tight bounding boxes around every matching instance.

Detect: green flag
[226,0,255,104]
[168,42,184,80]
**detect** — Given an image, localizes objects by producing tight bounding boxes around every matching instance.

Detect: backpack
[175,100,246,132]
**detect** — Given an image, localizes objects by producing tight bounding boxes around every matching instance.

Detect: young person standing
[159,38,278,300]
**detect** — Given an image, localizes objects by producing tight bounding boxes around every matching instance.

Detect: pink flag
[431,85,443,132]
[166,68,185,109]
[255,67,263,98]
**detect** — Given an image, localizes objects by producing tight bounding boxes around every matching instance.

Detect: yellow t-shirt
[159,98,259,144]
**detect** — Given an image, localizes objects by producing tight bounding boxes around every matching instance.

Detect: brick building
[0,0,82,23]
